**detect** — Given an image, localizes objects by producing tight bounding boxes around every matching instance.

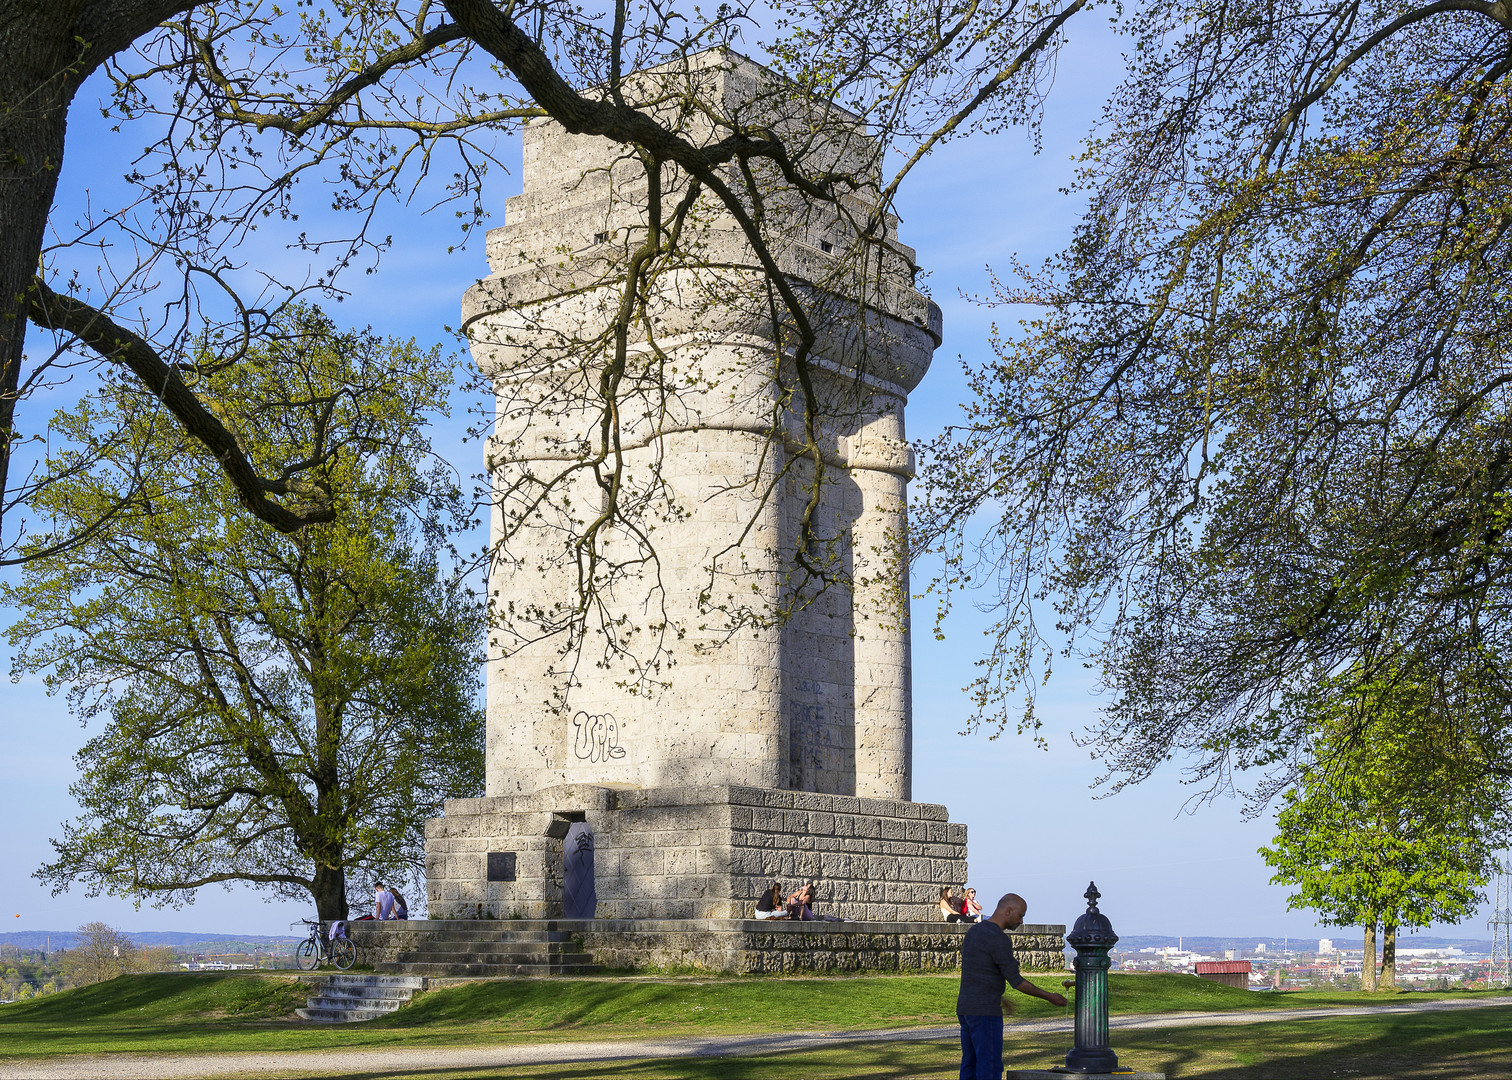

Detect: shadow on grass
[1067,1005,1512,1080]
[0,973,301,1023]
[250,1042,959,1080]
[368,976,962,1031]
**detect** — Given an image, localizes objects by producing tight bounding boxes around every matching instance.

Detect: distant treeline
[0,931,299,952]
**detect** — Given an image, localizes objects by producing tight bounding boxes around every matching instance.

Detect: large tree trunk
[311,861,349,922]
[1362,920,1378,992]
[0,2,84,526]
[1380,921,1397,990]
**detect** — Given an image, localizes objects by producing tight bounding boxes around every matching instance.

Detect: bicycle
[292,918,357,971]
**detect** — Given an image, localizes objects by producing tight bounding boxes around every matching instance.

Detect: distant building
[1319,939,1335,954]
[1195,960,1252,990]
[1256,943,1267,953]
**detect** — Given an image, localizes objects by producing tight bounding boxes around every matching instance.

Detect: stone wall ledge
[353,917,1067,974]
[355,918,1061,936]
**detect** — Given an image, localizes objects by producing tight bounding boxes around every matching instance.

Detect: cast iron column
[1064,881,1119,1073]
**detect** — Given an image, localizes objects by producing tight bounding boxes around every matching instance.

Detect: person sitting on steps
[373,881,395,921]
[787,882,817,921]
[796,882,847,922]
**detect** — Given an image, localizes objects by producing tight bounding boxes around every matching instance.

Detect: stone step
[306,989,413,1007]
[361,931,574,944]
[296,972,425,1024]
[396,950,596,967]
[304,999,407,1015]
[322,973,427,988]
[376,960,600,977]
[393,939,582,956]
[367,920,578,932]
[311,983,419,999]
[294,998,399,1016]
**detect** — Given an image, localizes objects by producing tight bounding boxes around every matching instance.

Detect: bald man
[956,892,1066,1080]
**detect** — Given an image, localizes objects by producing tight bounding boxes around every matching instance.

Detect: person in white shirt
[374,882,395,920]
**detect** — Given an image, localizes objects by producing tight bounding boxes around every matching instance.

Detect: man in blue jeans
[957,892,1067,1079]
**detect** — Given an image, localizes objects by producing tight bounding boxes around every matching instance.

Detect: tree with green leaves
[1260,668,1506,990]
[916,0,1512,795]
[4,305,484,921]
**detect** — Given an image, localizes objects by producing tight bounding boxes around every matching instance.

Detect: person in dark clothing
[754,881,789,920]
[957,892,1067,1080]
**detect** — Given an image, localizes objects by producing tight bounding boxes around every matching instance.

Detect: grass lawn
[1,969,1507,1064]
[164,1005,1512,1079]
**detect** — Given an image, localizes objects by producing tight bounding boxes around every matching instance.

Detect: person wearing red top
[940,885,969,923]
[963,887,983,922]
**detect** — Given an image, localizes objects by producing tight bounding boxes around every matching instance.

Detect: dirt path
[8,994,1511,1079]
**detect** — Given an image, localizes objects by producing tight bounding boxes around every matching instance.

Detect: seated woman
[797,883,847,922]
[754,881,790,919]
[961,887,983,922]
[787,884,816,921]
[939,885,969,923]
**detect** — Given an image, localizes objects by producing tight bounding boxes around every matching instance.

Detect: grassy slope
[394,1005,1512,1079]
[1,970,1505,1061]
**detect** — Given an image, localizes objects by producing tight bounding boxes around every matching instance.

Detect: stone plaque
[486,851,517,882]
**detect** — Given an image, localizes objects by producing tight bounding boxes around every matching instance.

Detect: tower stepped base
[346,922,601,977]
[425,784,969,922]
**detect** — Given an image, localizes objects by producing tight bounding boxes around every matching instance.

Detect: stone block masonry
[426,783,967,923]
[466,49,939,803]
[427,52,997,977]
[349,918,1067,975]
[577,919,1067,974]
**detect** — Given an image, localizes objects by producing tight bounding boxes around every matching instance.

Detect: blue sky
[1,22,1497,942]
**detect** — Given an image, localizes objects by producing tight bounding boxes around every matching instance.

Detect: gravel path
[7,994,1511,1079]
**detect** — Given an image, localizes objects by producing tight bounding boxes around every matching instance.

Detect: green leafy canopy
[1260,665,1507,931]
[4,305,484,920]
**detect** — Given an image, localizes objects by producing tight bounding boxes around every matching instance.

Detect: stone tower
[425,50,967,922]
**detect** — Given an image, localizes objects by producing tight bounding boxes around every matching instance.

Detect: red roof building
[1194,960,1252,989]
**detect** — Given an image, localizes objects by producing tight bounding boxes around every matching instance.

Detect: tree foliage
[1260,666,1506,986]
[3,0,1086,653]
[1261,670,1504,922]
[917,0,1512,792]
[5,306,484,921]
[57,922,138,987]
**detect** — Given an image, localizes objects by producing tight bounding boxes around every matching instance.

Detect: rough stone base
[578,918,1066,973]
[425,783,969,921]
[349,918,1067,974]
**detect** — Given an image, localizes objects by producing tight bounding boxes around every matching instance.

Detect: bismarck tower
[424,50,977,939]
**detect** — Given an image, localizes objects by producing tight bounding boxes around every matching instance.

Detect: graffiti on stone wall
[572,711,626,763]
[788,696,832,789]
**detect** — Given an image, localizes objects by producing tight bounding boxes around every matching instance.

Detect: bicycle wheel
[331,937,357,970]
[296,938,320,971]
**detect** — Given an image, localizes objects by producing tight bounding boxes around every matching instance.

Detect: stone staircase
[348,921,602,978]
[296,973,425,1022]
